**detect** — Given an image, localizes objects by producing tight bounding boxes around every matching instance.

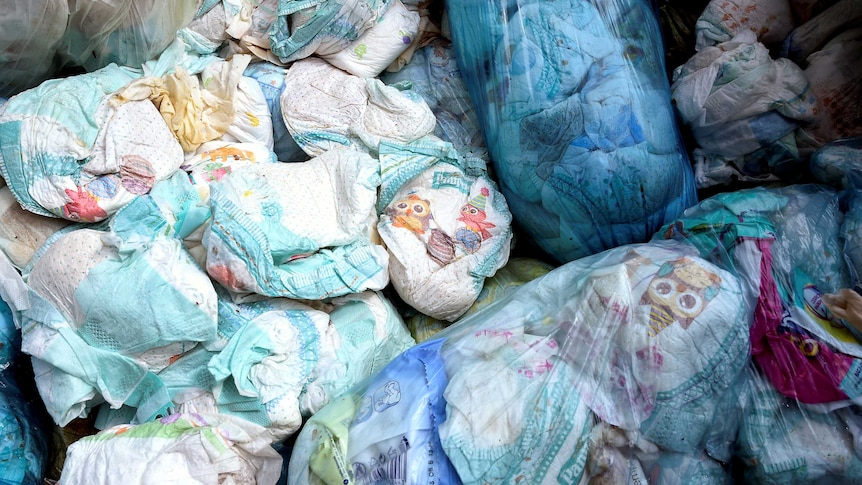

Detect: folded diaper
[60,413,282,485]
[218,75,275,149]
[0,64,187,222]
[556,242,749,453]
[809,137,862,186]
[321,0,420,78]
[202,148,390,300]
[381,39,489,160]
[446,0,697,263]
[269,0,393,63]
[281,57,436,156]
[288,338,459,485]
[0,186,70,269]
[377,138,513,321]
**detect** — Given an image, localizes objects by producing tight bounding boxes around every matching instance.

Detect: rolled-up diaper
[0,65,185,222]
[203,148,390,300]
[321,0,421,78]
[377,138,512,321]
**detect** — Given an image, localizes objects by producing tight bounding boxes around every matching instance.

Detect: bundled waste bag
[57,0,199,72]
[445,0,697,263]
[59,413,282,484]
[656,184,859,406]
[0,372,49,485]
[0,0,69,98]
[289,237,752,484]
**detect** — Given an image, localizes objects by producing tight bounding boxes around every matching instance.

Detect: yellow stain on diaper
[244,189,254,198]
[246,112,260,127]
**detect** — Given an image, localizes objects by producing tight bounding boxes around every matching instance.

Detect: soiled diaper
[183,140,278,202]
[281,57,436,156]
[60,413,282,485]
[202,148,390,300]
[377,138,512,321]
[0,64,185,222]
[695,0,795,49]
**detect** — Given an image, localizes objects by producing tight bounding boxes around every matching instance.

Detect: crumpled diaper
[219,75,275,149]
[269,0,393,63]
[202,148,390,300]
[557,242,750,453]
[183,140,278,202]
[281,57,436,156]
[377,138,512,321]
[0,64,185,222]
[60,413,282,485]
[671,31,818,187]
[17,224,217,425]
[321,0,420,78]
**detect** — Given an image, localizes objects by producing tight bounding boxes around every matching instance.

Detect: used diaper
[0,64,185,222]
[321,0,421,78]
[183,140,278,202]
[281,57,436,156]
[377,138,513,321]
[202,148,390,300]
[60,413,282,485]
[695,0,795,49]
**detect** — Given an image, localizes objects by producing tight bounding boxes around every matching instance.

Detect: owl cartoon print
[639,257,722,337]
[386,194,433,235]
[455,187,496,254]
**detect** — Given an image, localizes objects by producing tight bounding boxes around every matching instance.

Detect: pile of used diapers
[0,0,859,483]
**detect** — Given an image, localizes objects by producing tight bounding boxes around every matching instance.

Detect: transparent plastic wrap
[58,0,199,72]
[0,0,68,98]
[445,0,697,263]
[288,238,753,484]
[0,372,49,485]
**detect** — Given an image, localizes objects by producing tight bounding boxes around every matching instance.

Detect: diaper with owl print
[377,138,513,321]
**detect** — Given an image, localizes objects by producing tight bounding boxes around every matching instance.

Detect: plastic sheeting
[445,0,698,263]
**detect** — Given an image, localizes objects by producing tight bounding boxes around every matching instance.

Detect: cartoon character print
[386,194,432,235]
[62,186,108,222]
[454,187,495,254]
[640,257,722,337]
